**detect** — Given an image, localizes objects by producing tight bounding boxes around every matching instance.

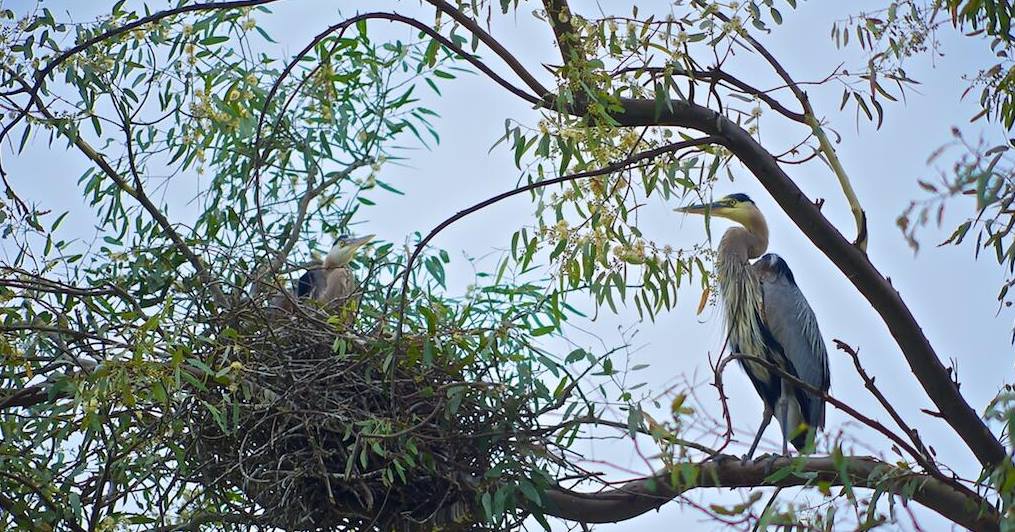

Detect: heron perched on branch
[677,193,830,458]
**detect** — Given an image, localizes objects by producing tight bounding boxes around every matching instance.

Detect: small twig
[692,0,868,250]
[833,339,932,460]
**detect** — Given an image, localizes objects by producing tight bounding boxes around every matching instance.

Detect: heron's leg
[779,393,790,456]
[743,407,773,464]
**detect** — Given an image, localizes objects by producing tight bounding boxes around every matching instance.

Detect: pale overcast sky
[4,1,1011,530]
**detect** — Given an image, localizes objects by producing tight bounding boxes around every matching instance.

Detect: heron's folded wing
[760,279,830,428]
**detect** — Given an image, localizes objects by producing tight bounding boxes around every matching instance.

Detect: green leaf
[565,348,587,363]
[531,325,555,336]
[200,35,229,46]
[518,480,542,506]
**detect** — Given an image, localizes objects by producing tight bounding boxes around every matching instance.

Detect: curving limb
[541,455,999,531]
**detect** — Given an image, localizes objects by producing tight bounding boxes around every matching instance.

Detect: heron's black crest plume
[726,192,753,203]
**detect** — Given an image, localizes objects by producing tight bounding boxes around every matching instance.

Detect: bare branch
[834,340,933,463]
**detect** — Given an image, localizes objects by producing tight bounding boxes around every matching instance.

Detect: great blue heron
[677,193,829,458]
[270,234,374,314]
[315,234,374,306]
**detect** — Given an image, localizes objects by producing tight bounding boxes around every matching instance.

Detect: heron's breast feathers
[718,258,770,374]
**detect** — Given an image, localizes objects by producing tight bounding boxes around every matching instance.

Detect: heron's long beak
[344,234,375,250]
[326,234,375,268]
[675,200,726,215]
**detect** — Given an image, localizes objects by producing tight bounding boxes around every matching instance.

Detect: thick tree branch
[543,0,585,66]
[693,0,867,249]
[542,455,999,531]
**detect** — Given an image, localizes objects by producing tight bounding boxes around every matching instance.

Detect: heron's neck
[323,246,345,269]
[715,214,769,366]
[718,212,768,262]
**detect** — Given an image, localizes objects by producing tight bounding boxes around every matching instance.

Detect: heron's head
[675,193,765,231]
[324,234,375,268]
[754,252,796,285]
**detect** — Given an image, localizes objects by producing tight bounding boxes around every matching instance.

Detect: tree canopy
[1,0,1014,530]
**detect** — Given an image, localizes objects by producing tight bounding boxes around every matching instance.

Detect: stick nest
[183,310,526,530]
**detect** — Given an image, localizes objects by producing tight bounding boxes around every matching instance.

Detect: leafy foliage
[0,0,1012,530]
[0,3,604,529]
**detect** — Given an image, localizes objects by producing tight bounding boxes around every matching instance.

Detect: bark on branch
[542,455,999,531]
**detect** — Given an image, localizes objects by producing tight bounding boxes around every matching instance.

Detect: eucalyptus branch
[0,0,282,149]
[0,471,87,532]
[393,137,720,348]
[541,454,998,531]
[692,0,868,250]
[248,11,543,266]
[6,71,228,309]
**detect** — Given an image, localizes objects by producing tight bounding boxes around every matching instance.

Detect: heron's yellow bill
[675,199,730,216]
[326,234,375,267]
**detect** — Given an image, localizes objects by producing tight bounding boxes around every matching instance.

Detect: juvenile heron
[677,193,829,457]
[270,234,374,313]
[316,234,374,306]
[295,234,374,303]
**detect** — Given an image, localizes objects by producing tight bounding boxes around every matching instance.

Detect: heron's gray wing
[759,277,830,429]
[296,269,327,298]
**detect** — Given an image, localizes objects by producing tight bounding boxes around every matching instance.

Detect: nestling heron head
[675,193,766,234]
[324,234,375,268]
